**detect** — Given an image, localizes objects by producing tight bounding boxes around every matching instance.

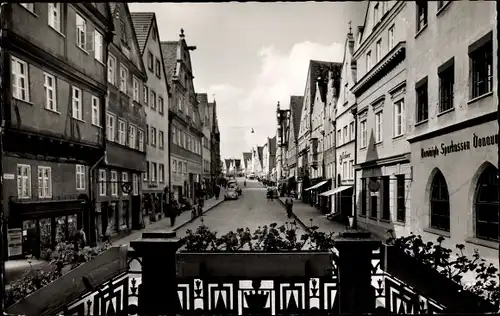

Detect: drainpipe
[351,107,358,229]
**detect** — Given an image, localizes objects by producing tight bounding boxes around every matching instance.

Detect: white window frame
[76,14,87,50]
[121,172,128,196]
[132,173,139,195]
[143,85,148,104]
[151,162,157,182]
[375,111,383,143]
[360,120,367,148]
[150,127,157,146]
[91,96,100,126]
[107,113,116,141]
[158,95,164,114]
[108,54,116,85]
[119,65,128,93]
[159,164,165,183]
[366,51,372,71]
[44,72,57,112]
[17,164,31,199]
[11,56,30,102]
[376,39,382,62]
[172,159,177,173]
[159,130,164,149]
[128,124,137,149]
[118,120,126,145]
[37,166,52,199]
[133,77,140,102]
[48,3,61,32]
[76,164,85,190]
[138,129,145,151]
[349,122,355,140]
[388,25,395,50]
[349,160,354,179]
[183,162,187,174]
[111,171,118,196]
[94,30,104,62]
[150,90,157,110]
[72,86,83,120]
[99,169,106,196]
[393,99,405,137]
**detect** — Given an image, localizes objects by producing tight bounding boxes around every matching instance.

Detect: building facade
[405,1,497,263]
[352,1,411,239]
[130,12,170,223]
[285,96,303,192]
[197,93,212,193]
[242,152,252,177]
[209,100,221,184]
[261,136,276,180]
[101,3,147,239]
[252,146,263,177]
[2,3,113,257]
[276,102,290,183]
[161,30,203,202]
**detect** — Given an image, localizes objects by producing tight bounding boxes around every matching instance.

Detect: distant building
[242,152,253,176]
[262,136,277,180]
[285,96,303,192]
[197,93,212,192]
[209,99,221,184]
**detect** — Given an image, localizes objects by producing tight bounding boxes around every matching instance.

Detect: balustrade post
[334,231,381,314]
[130,230,182,316]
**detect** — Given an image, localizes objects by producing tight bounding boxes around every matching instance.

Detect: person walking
[214,184,220,200]
[78,226,87,249]
[168,200,179,227]
[285,194,294,219]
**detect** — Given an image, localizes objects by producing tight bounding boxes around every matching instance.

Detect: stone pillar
[130,231,182,316]
[334,231,381,314]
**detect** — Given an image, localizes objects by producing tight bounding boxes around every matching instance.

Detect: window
[138,129,144,151]
[150,90,157,110]
[72,87,83,120]
[172,128,177,145]
[381,176,390,220]
[360,120,367,148]
[133,78,140,102]
[349,122,355,140]
[99,169,106,196]
[91,96,100,126]
[375,111,383,143]
[348,160,353,179]
[177,130,181,146]
[147,51,153,70]
[119,20,127,44]
[17,164,31,199]
[393,99,404,136]
[396,175,405,222]
[388,25,395,50]
[118,120,126,145]
[366,51,372,71]
[158,96,164,114]
[107,114,116,141]
[144,162,149,181]
[159,164,165,183]
[20,3,34,12]
[143,85,148,104]
[430,170,450,231]
[48,3,61,32]
[94,31,104,62]
[184,162,188,174]
[343,126,348,142]
[76,14,88,50]
[416,80,428,122]
[337,129,341,145]
[178,95,183,111]
[76,165,85,190]
[374,39,381,63]
[470,36,493,99]
[151,162,157,182]
[150,127,157,146]
[416,1,428,32]
[44,73,57,112]
[132,174,139,195]
[172,160,177,173]
[439,61,454,112]
[121,172,128,196]
[128,125,136,149]
[373,2,379,27]
[178,161,182,174]
[108,54,116,84]
[475,164,499,241]
[343,162,347,180]
[38,166,52,198]
[159,130,164,149]
[110,171,118,196]
[155,58,161,77]
[11,57,30,102]
[120,65,128,93]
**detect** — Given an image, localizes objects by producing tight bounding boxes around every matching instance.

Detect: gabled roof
[257,146,264,162]
[242,152,252,166]
[130,12,154,55]
[290,95,303,140]
[308,60,342,113]
[160,41,179,87]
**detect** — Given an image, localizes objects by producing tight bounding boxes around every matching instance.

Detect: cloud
[200,41,344,159]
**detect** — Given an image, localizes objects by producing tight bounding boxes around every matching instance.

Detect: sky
[129,2,367,159]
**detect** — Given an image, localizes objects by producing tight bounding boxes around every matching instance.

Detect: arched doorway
[475,164,499,241]
[429,170,450,232]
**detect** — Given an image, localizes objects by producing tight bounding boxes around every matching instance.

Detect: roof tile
[130,12,154,55]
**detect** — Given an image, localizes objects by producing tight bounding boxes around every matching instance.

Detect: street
[175,178,305,238]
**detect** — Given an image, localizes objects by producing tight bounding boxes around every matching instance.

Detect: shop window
[475,164,499,241]
[56,216,67,243]
[396,175,406,222]
[429,170,450,231]
[121,200,129,229]
[132,174,139,195]
[369,178,378,219]
[381,176,390,220]
[39,218,52,251]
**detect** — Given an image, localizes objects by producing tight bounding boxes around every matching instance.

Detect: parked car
[266,187,278,198]
[227,180,241,195]
[225,187,239,200]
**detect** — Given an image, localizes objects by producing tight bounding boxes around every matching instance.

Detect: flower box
[7,245,129,316]
[177,251,333,278]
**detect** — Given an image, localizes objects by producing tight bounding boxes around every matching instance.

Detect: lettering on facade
[421,133,498,159]
[339,151,351,164]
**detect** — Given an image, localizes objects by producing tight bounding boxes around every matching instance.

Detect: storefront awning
[304,180,328,191]
[320,186,353,197]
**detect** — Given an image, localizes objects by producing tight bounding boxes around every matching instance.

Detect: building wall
[405,1,498,263]
[310,85,324,180]
[141,19,169,193]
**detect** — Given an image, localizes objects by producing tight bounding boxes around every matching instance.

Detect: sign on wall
[421,132,498,159]
[8,228,23,257]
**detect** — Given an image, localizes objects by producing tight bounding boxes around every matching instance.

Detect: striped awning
[304,180,328,191]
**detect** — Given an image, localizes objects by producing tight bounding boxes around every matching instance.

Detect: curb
[173,199,226,231]
[277,198,310,232]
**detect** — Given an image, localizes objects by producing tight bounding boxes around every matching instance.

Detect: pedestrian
[285,194,294,219]
[214,185,220,200]
[78,226,87,249]
[168,201,178,227]
[102,224,112,243]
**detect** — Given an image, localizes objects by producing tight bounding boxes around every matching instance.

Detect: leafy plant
[387,230,499,305]
[181,221,336,252]
[5,241,111,307]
